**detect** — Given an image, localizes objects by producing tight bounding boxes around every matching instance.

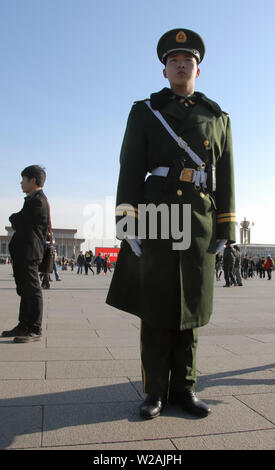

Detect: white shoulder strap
[145,100,204,169]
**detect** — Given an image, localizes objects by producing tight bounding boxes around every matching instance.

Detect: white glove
[216,239,226,254]
[126,238,142,257]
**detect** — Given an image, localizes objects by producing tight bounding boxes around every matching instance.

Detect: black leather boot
[170,390,211,417]
[140,394,167,419]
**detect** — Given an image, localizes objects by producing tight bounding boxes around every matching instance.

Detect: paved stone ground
[0,264,275,450]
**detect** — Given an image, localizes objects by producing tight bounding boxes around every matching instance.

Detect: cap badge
[176,31,187,43]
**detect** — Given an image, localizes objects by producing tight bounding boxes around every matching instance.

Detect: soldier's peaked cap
[157,28,205,64]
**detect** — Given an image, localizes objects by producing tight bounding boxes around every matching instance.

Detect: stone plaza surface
[0,264,274,450]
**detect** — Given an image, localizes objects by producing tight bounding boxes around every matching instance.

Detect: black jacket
[223,246,236,268]
[9,190,49,261]
[77,254,85,265]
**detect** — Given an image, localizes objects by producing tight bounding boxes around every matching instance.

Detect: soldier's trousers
[140,320,198,397]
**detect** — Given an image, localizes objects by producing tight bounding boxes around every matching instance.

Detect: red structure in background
[95,247,120,263]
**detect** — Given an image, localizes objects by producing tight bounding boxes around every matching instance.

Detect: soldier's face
[163,51,200,89]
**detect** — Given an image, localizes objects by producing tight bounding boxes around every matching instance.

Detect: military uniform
[106,29,235,417]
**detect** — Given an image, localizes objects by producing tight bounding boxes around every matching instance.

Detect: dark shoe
[223,284,230,287]
[2,324,28,337]
[140,394,166,419]
[14,332,42,343]
[170,390,211,417]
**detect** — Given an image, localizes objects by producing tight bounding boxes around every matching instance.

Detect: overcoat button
[204,140,210,147]
[177,189,183,196]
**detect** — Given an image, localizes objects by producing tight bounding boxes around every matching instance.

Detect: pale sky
[1,0,275,249]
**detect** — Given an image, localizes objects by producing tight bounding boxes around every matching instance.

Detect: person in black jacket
[223,242,237,287]
[1,165,49,343]
[84,250,95,275]
[77,251,85,274]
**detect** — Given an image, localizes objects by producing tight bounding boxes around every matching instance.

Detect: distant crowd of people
[49,246,274,290]
[53,251,114,276]
[38,251,114,289]
[216,244,274,287]
[75,251,113,275]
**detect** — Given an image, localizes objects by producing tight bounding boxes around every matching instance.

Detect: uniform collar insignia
[149,88,223,116]
[176,94,197,106]
[150,88,198,109]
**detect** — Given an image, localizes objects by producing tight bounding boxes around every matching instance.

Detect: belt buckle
[180,168,194,182]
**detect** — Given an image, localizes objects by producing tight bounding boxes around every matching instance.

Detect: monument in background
[236,217,275,259]
[238,217,254,245]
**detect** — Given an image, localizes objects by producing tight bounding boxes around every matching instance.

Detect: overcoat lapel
[161,100,216,134]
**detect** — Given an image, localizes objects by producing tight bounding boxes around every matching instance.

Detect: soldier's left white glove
[216,239,226,254]
[126,238,142,257]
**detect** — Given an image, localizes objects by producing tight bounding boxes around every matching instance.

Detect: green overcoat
[106,88,236,330]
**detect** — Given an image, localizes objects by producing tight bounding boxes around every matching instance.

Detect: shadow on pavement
[1,362,275,449]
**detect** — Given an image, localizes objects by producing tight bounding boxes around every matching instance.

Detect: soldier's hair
[21,165,46,187]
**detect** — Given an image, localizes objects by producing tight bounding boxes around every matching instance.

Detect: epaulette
[134,98,150,104]
[133,88,174,110]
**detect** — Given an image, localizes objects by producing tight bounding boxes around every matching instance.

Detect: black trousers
[85,263,94,275]
[223,266,236,286]
[140,320,198,397]
[96,265,101,274]
[12,258,43,334]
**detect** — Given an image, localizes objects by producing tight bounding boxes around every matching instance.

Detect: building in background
[1,224,274,263]
[0,227,85,261]
[237,244,275,260]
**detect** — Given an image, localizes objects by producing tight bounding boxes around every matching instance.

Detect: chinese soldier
[106,28,236,418]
